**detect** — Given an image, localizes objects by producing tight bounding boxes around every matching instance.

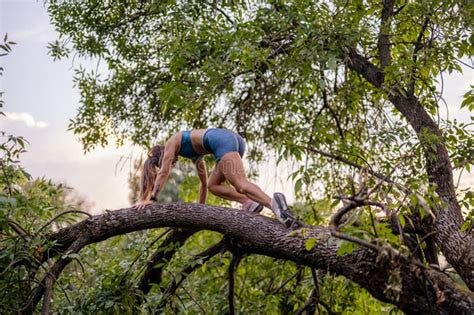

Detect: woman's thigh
[218,152,247,186]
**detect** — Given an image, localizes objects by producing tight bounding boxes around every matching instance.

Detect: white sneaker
[271,193,297,228]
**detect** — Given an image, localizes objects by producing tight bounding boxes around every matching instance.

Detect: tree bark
[45,203,473,314]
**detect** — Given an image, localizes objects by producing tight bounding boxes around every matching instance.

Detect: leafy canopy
[48,0,472,208]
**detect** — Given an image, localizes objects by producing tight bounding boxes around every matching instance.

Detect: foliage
[0,134,92,312]
[47,0,473,222]
[2,0,473,312]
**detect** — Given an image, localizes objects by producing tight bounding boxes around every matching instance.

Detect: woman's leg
[218,152,272,208]
[208,165,248,203]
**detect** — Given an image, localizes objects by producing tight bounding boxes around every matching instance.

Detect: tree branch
[41,275,53,315]
[137,228,197,294]
[156,238,227,310]
[409,17,430,94]
[270,267,303,295]
[377,0,394,68]
[320,70,344,139]
[295,268,319,315]
[42,203,473,313]
[25,237,88,313]
[228,254,242,315]
[306,146,408,193]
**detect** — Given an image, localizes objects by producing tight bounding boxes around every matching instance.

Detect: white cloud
[4,111,48,128]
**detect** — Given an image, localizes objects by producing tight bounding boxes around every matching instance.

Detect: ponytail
[139,145,165,201]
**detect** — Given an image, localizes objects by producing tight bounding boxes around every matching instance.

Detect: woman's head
[139,145,165,201]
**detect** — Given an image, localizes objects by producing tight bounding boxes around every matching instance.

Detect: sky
[1,0,134,212]
[0,0,472,214]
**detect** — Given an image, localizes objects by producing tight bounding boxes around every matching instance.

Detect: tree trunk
[347,49,474,290]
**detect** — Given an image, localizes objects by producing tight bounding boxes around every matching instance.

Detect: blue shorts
[203,128,246,162]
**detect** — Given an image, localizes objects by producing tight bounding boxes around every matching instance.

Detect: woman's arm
[134,135,179,210]
[194,158,208,204]
[150,136,179,200]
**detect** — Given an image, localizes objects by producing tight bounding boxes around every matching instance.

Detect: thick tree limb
[347,48,474,290]
[139,209,265,296]
[44,203,473,314]
[137,228,197,294]
[40,275,53,315]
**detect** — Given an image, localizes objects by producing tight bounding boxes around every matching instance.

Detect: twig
[6,219,29,240]
[410,230,439,259]
[270,267,303,294]
[24,237,87,313]
[157,239,227,310]
[330,227,428,272]
[123,228,172,282]
[35,210,92,235]
[409,17,430,94]
[306,147,409,193]
[454,57,474,69]
[179,282,207,314]
[228,254,242,315]
[393,1,407,15]
[330,229,381,252]
[206,1,235,25]
[295,268,319,314]
[369,206,378,238]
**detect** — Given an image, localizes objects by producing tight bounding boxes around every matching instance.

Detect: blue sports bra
[178,131,202,161]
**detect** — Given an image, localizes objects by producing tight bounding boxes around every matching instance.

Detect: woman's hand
[133,200,154,210]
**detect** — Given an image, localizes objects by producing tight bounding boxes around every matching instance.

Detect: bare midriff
[189,129,210,156]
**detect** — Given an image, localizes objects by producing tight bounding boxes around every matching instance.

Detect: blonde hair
[139,145,165,201]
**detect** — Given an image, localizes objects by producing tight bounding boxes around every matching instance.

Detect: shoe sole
[249,203,264,213]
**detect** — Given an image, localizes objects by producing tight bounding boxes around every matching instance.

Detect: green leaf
[319,78,326,89]
[305,237,316,251]
[337,240,359,256]
[460,219,472,233]
[398,214,406,228]
[327,57,337,70]
[294,178,303,194]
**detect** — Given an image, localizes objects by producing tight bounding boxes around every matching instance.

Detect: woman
[134,128,295,227]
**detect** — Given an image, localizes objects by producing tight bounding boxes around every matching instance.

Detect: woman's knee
[208,183,220,195]
[233,180,252,195]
